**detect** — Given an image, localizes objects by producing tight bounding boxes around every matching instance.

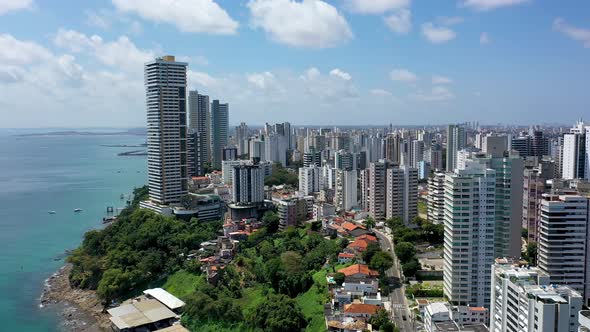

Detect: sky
[0,0,589,128]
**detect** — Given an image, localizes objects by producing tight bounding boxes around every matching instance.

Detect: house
[355,234,377,243]
[346,239,372,253]
[108,297,179,332]
[424,302,451,332]
[326,316,369,331]
[343,303,379,319]
[338,264,379,279]
[342,222,362,233]
[143,288,185,314]
[338,253,355,264]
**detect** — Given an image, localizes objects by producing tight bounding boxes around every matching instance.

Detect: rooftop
[338,264,379,277]
[343,303,379,314]
[108,297,177,330]
[143,288,186,310]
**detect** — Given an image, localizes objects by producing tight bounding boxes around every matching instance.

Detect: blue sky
[0,0,589,128]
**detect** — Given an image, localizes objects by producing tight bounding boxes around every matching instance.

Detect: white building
[424,302,451,332]
[335,169,358,212]
[210,100,228,169]
[562,121,589,180]
[538,194,590,301]
[188,90,210,175]
[427,171,445,224]
[143,55,188,206]
[231,164,265,204]
[386,165,418,223]
[235,122,249,156]
[367,161,387,220]
[299,166,321,195]
[443,158,496,308]
[221,160,243,185]
[446,124,467,172]
[264,133,288,167]
[490,262,582,332]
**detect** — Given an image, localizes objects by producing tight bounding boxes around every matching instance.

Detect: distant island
[16,128,146,137]
[117,150,147,156]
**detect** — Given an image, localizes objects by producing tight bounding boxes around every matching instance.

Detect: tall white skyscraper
[386,165,418,223]
[367,161,387,220]
[264,133,288,166]
[211,100,228,169]
[231,164,265,204]
[144,55,188,206]
[188,90,210,175]
[562,120,589,180]
[299,166,321,195]
[538,193,590,302]
[490,262,582,332]
[235,122,249,156]
[446,124,466,171]
[427,171,445,224]
[334,169,357,212]
[443,159,496,307]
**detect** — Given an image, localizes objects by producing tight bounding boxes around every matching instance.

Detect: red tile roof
[347,239,371,251]
[338,253,355,258]
[338,264,379,277]
[342,222,360,231]
[343,303,379,315]
[356,234,377,242]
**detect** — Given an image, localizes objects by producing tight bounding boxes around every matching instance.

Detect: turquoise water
[0,130,146,331]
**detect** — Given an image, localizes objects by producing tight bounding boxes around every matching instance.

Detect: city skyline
[1,0,590,128]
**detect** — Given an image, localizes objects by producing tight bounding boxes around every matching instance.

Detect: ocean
[0,129,147,331]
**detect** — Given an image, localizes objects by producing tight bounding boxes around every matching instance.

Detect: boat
[102,216,117,224]
[48,211,56,214]
[74,208,82,212]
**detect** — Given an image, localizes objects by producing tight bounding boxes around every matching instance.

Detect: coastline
[41,264,111,332]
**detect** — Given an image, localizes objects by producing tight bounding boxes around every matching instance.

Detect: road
[374,228,415,332]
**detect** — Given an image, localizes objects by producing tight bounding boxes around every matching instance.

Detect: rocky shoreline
[40,264,111,332]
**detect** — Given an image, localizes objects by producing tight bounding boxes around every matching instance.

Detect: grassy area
[162,270,204,300]
[297,269,329,332]
[236,286,266,316]
[418,200,427,215]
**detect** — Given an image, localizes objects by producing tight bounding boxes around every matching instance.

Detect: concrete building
[443,158,496,308]
[411,139,425,168]
[386,165,418,223]
[418,160,431,180]
[427,171,445,224]
[210,100,229,169]
[303,146,322,167]
[425,143,444,171]
[231,164,265,205]
[335,169,358,212]
[522,160,554,243]
[367,161,387,220]
[264,133,288,167]
[188,90,210,175]
[249,138,265,161]
[143,55,188,207]
[538,194,590,301]
[235,122,249,156]
[446,124,467,172]
[490,262,582,332]
[562,121,589,180]
[299,166,321,195]
[385,133,401,164]
[335,149,357,171]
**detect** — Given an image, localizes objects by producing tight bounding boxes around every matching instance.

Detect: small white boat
[48,211,56,214]
[74,208,82,212]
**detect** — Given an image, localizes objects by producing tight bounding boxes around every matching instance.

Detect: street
[374,228,415,332]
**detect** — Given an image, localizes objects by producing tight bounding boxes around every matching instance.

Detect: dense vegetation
[388,217,444,278]
[68,186,220,304]
[264,163,298,187]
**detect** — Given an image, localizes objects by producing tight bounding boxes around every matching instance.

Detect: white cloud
[53,29,155,72]
[345,0,410,14]
[0,0,33,15]
[85,9,144,35]
[112,0,238,34]
[0,33,51,65]
[421,22,456,44]
[247,71,276,89]
[411,86,454,102]
[432,75,453,84]
[460,0,529,12]
[188,70,221,88]
[0,65,25,83]
[330,68,352,81]
[384,9,411,34]
[370,89,393,96]
[177,55,209,66]
[480,32,490,44]
[390,68,418,82]
[248,0,353,48]
[553,18,590,48]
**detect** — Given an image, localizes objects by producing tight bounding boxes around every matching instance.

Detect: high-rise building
[235,122,249,156]
[562,121,589,180]
[143,55,188,206]
[538,194,590,301]
[367,161,387,220]
[264,133,288,166]
[490,262,582,332]
[443,159,496,307]
[299,166,321,195]
[522,160,554,243]
[189,90,210,164]
[510,129,549,158]
[385,134,401,164]
[427,172,445,224]
[303,146,322,167]
[335,149,357,171]
[249,138,265,161]
[425,143,443,171]
[446,124,466,171]
[334,169,358,212]
[188,131,205,176]
[231,164,265,204]
[411,140,425,168]
[211,100,229,169]
[386,165,418,223]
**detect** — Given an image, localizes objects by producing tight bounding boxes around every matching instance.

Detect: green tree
[333,272,345,286]
[523,242,537,265]
[362,242,382,263]
[370,309,396,332]
[395,242,416,263]
[262,211,280,233]
[364,216,376,229]
[370,251,394,275]
[246,294,306,331]
[402,258,421,277]
[521,227,528,239]
[96,268,133,305]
